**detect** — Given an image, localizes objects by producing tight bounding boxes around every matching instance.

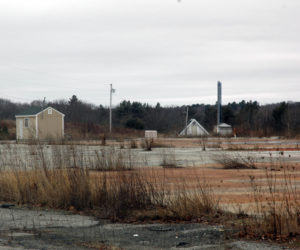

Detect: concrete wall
[16,116,36,140]
[37,108,64,140]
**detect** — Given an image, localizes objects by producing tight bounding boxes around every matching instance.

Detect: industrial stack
[215,81,233,136]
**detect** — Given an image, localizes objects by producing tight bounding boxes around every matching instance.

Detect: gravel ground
[0,207,290,250]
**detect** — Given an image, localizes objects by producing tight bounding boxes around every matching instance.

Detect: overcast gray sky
[0,0,299,106]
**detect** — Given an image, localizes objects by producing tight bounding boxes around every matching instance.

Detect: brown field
[1,137,300,239]
[89,163,300,210]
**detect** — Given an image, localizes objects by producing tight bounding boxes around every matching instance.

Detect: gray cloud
[0,0,300,106]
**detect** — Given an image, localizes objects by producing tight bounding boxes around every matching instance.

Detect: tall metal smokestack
[217,81,222,125]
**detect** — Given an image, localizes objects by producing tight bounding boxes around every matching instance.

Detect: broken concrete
[0,207,288,249]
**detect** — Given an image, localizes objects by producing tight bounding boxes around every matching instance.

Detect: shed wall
[185,123,208,136]
[218,127,233,135]
[37,109,64,140]
[16,117,36,140]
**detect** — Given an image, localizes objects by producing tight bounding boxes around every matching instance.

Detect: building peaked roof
[179,118,209,136]
[16,106,45,116]
[218,123,232,128]
[15,106,65,117]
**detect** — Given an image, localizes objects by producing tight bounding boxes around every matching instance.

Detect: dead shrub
[141,138,153,151]
[93,171,157,220]
[67,168,92,210]
[214,153,257,169]
[166,176,220,220]
[0,120,15,140]
[101,134,106,146]
[130,140,138,149]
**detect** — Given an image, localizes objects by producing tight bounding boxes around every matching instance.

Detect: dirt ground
[1,137,300,249]
[0,207,287,250]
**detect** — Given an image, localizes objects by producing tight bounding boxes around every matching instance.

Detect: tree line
[0,96,300,136]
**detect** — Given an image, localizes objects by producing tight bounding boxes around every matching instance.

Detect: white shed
[179,119,209,137]
[215,123,233,136]
[145,130,158,139]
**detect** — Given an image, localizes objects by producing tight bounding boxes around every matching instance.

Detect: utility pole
[287,101,290,138]
[109,84,116,133]
[42,97,46,108]
[185,106,189,136]
[217,81,222,125]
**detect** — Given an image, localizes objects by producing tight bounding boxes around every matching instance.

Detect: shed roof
[15,106,65,117]
[16,106,44,116]
[218,123,232,128]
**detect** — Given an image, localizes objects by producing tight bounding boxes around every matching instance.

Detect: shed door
[18,119,23,139]
[192,123,197,135]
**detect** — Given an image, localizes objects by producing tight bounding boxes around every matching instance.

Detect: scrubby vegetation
[1,144,300,245]
[213,153,300,241]
[214,153,257,169]
[0,145,219,221]
[0,120,15,140]
[239,164,300,241]
[1,96,300,138]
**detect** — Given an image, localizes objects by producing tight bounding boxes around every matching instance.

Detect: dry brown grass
[2,143,300,243]
[0,167,220,221]
[211,153,300,240]
[64,122,144,141]
[0,167,160,220]
[0,145,219,222]
[165,178,221,220]
[239,163,300,240]
[0,168,91,209]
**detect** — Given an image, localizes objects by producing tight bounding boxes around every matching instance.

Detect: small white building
[145,130,158,139]
[215,123,233,136]
[179,119,209,137]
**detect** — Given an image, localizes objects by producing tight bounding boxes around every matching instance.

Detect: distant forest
[1,95,300,136]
